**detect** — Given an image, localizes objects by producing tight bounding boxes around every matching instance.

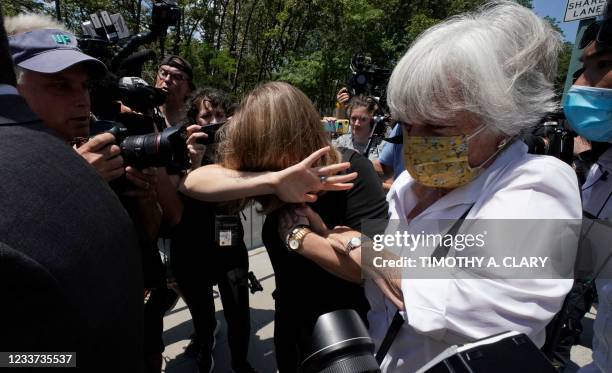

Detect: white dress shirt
[579,148,612,373]
[366,141,582,372]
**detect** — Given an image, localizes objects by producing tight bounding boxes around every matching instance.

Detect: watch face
[289,239,300,250]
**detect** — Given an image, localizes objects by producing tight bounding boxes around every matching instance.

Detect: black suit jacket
[0,94,144,372]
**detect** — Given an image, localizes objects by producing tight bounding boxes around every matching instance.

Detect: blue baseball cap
[9,28,107,76]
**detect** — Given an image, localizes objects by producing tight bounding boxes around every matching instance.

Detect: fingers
[303,193,318,203]
[186,124,202,135]
[126,166,158,190]
[187,131,208,145]
[327,236,345,253]
[188,143,206,154]
[301,205,329,235]
[321,183,354,192]
[314,162,352,175]
[82,133,116,152]
[102,166,125,182]
[321,172,357,184]
[302,147,331,167]
[103,155,124,172]
[98,144,121,160]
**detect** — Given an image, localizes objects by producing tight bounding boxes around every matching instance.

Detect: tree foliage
[4,0,577,111]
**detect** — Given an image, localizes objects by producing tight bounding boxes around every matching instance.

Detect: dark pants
[143,242,167,356]
[172,239,251,370]
[274,308,299,373]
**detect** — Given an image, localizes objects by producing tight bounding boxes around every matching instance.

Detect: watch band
[285,224,311,251]
[345,236,362,255]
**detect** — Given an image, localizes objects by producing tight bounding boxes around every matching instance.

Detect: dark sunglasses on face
[579,18,612,49]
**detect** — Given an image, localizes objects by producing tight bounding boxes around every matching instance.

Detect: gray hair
[387,1,561,136]
[4,13,67,36]
[5,14,68,85]
[14,66,25,84]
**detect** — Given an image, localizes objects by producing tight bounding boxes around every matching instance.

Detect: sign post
[565,0,607,22]
[562,0,607,99]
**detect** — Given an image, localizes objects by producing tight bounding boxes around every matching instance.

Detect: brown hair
[347,95,379,117]
[219,81,340,212]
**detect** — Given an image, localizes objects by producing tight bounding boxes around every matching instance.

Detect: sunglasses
[579,18,612,49]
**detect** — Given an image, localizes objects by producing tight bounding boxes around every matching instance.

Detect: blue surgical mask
[564,85,612,142]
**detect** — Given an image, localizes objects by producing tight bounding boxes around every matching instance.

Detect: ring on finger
[320,175,328,184]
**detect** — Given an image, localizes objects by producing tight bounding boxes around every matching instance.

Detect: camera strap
[375,203,474,365]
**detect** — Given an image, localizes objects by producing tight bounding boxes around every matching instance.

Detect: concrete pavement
[161,246,277,373]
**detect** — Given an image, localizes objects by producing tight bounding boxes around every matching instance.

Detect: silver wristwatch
[345,236,362,255]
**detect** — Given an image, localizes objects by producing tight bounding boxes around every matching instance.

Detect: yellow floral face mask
[402,124,497,188]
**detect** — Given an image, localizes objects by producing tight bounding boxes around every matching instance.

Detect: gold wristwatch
[285,224,312,252]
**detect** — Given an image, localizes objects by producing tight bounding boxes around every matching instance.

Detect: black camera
[79,1,179,75]
[151,0,181,34]
[300,309,379,373]
[521,110,575,165]
[89,76,167,136]
[90,117,190,170]
[361,114,392,157]
[196,121,227,145]
[118,77,167,115]
[347,54,391,101]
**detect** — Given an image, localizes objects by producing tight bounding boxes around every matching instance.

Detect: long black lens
[300,309,380,373]
[119,133,162,168]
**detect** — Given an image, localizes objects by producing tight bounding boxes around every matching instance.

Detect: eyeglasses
[157,67,188,82]
[350,115,371,123]
[579,18,612,49]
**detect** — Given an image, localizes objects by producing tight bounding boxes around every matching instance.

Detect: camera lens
[300,309,380,373]
[120,133,162,168]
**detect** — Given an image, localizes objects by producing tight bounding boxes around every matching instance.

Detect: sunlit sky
[534,0,581,42]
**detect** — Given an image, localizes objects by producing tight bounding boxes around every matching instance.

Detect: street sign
[565,0,607,22]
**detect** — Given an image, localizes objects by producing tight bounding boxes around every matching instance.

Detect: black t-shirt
[262,148,388,327]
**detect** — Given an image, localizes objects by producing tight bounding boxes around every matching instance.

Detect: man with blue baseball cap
[5,14,130,181]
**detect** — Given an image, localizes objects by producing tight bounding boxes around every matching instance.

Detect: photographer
[333,94,386,162]
[155,55,194,127]
[170,88,258,373]
[334,89,395,190]
[7,14,169,371]
[564,1,612,371]
[0,10,143,372]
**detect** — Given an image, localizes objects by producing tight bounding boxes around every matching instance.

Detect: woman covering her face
[216,81,388,371]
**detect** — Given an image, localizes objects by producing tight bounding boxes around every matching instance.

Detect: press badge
[215,215,242,247]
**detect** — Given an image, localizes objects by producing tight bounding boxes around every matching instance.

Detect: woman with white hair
[275,1,582,371]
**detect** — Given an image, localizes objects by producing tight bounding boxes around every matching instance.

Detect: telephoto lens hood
[300,309,380,373]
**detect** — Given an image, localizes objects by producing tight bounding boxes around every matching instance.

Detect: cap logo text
[52,34,71,45]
